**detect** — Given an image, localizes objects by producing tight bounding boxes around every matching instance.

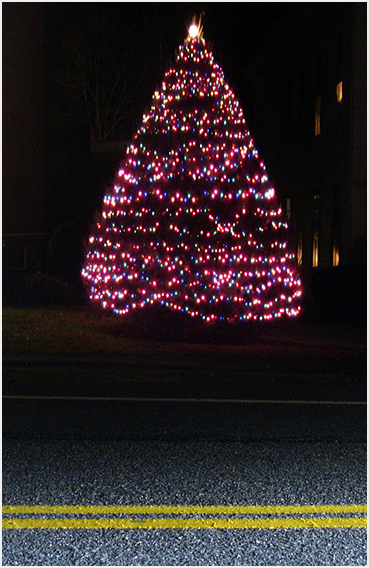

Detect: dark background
[4,3,293,235]
[3,3,366,321]
[42,2,294,229]
[44,2,293,103]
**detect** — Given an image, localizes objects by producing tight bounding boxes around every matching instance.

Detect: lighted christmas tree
[82,19,303,322]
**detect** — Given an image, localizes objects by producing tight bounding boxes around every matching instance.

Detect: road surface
[2,391,367,566]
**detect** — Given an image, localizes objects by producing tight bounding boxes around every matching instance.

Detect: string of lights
[82,22,303,322]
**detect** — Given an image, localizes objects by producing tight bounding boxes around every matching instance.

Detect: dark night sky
[45,2,293,65]
[44,2,294,122]
[40,3,295,229]
[2,2,294,252]
[4,2,366,274]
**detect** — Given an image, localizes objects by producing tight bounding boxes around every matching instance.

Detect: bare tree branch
[57,11,160,144]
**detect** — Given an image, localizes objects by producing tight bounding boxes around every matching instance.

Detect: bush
[17,273,87,306]
[96,304,259,345]
[3,268,24,306]
[47,221,85,284]
[311,264,366,323]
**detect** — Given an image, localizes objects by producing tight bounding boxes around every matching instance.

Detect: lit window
[286,198,291,220]
[333,242,340,266]
[315,97,321,136]
[313,194,320,223]
[297,233,303,265]
[336,81,343,103]
[312,230,319,267]
[312,194,320,267]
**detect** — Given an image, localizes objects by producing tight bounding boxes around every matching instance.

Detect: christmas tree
[82,19,303,323]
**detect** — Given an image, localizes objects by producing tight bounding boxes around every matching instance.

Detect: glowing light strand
[82,30,303,322]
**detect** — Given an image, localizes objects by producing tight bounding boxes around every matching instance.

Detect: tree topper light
[189,23,199,38]
[188,15,203,39]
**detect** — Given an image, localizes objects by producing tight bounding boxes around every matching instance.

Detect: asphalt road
[2,392,367,566]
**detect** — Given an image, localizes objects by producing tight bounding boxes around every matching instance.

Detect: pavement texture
[2,437,367,565]
[2,306,367,565]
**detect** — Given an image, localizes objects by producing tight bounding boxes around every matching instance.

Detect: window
[298,68,306,120]
[332,186,341,266]
[297,232,303,265]
[312,230,319,267]
[336,81,343,103]
[336,36,343,98]
[333,242,340,266]
[315,97,321,136]
[286,198,291,220]
[287,76,293,117]
[312,194,320,267]
[313,194,320,223]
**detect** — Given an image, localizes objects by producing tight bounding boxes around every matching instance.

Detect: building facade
[243,3,366,292]
[3,3,47,271]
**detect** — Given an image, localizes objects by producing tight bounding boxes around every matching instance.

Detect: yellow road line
[2,504,366,530]
[2,516,366,530]
[2,504,367,515]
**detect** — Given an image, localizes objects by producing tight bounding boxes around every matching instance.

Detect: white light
[189,24,199,38]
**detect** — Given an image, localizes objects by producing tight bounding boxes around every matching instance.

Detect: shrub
[311,264,366,323]
[47,221,85,284]
[18,273,87,306]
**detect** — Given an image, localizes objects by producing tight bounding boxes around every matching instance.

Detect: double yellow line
[2,504,367,530]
